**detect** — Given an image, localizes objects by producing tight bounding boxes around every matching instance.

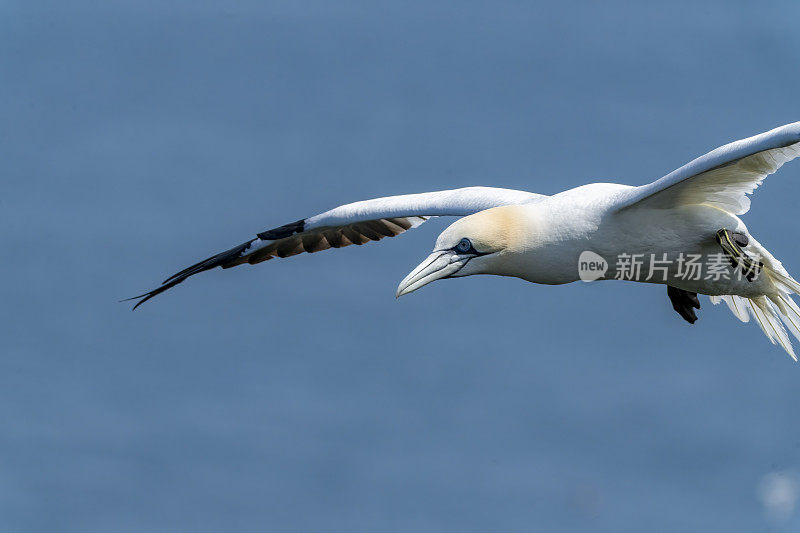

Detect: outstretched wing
[127,186,544,309]
[615,121,800,214]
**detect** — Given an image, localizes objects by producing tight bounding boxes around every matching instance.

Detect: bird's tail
[710,268,800,361]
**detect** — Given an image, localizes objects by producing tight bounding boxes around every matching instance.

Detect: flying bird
[128,123,800,359]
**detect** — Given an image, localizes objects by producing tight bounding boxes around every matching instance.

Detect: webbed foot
[714,229,763,281]
[667,285,701,324]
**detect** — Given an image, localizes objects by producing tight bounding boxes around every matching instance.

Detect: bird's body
[413,185,768,296]
[520,185,754,293]
[130,122,800,359]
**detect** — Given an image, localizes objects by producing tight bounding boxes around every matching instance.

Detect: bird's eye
[456,238,472,253]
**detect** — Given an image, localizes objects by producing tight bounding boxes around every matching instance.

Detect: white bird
[128,123,800,359]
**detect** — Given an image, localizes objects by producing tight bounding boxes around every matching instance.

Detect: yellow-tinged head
[396,205,531,297]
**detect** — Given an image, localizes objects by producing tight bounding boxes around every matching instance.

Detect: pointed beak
[396,250,471,298]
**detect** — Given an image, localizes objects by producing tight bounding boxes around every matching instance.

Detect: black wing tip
[124,239,256,310]
[161,239,253,285]
[121,284,175,311]
[130,293,157,311]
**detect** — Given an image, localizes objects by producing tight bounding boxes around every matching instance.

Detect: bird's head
[396,205,531,297]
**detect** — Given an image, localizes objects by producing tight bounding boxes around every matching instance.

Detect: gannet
[128,122,800,359]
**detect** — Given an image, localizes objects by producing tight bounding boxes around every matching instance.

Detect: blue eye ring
[456,238,472,253]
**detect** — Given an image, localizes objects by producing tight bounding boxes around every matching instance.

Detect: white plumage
[129,122,800,359]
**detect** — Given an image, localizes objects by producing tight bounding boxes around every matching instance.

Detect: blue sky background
[3,1,800,531]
